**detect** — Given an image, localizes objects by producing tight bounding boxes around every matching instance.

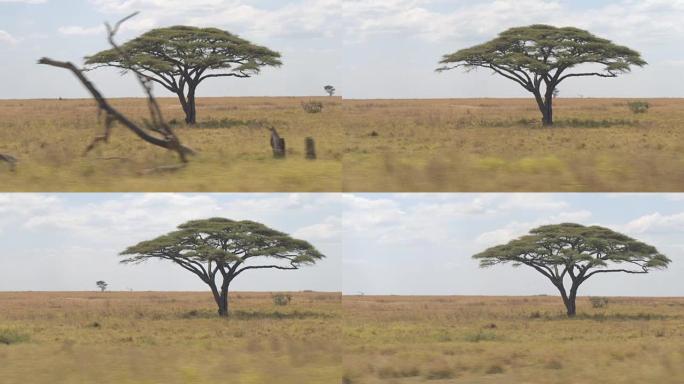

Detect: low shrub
[377,365,420,379]
[627,101,650,114]
[301,101,324,113]
[590,296,609,308]
[0,329,30,345]
[464,331,497,342]
[272,293,293,306]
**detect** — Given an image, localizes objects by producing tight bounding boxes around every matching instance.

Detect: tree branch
[38,12,195,162]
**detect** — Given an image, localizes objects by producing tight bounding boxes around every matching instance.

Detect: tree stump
[270,128,286,158]
[0,153,17,172]
[305,137,316,160]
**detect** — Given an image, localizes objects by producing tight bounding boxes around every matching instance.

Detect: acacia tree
[120,218,324,317]
[85,26,282,125]
[324,85,336,96]
[96,280,108,292]
[473,223,670,317]
[437,25,646,126]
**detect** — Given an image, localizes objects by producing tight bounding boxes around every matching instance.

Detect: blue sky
[0,193,342,292]
[1,0,683,98]
[343,193,684,296]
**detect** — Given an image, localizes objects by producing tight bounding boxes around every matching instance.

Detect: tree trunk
[217,288,229,317]
[208,282,230,317]
[533,89,554,127]
[566,284,579,317]
[176,86,197,125]
[270,128,286,158]
[555,282,576,317]
[542,92,554,126]
[305,137,316,160]
[185,87,197,125]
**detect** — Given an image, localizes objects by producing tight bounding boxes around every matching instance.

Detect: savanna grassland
[343,295,684,384]
[0,97,343,192]
[344,98,684,191]
[0,291,341,384]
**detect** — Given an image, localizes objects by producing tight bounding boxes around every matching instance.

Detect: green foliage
[0,329,30,345]
[121,218,324,267]
[627,101,650,114]
[272,293,292,306]
[85,26,281,82]
[302,101,324,113]
[474,223,670,274]
[438,25,646,80]
[590,297,609,308]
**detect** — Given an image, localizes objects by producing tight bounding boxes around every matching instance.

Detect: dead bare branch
[0,153,17,172]
[38,12,194,163]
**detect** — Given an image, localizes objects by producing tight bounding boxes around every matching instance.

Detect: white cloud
[0,30,18,45]
[3,193,341,246]
[495,194,569,211]
[294,216,342,242]
[343,194,573,246]
[58,16,157,36]
[342,0,684,44]
[87,0,342,39]
[623,212,684,234]
[475,210,593,247]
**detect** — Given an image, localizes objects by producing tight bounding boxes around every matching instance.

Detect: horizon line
[1,96,683,101]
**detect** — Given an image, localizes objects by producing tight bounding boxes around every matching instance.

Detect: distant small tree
[96,280,108,292]
[85,26,282,125]
[120,218,324,317]
[438,25,646,126]
[324,85,336,96]
[473,223,670,317]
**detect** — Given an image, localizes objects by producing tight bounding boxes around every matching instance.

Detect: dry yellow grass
[2,97,682,192]
[0,97,343,192]
[344,98,684,191]
[0,291,341,384]
[343,295,684,384]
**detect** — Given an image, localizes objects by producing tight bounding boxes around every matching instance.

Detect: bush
[0,329,30,345]
[272,293,292,306]
[627,101,650,114]
[301,101,324,113]
[377,365,420,379]
[590,296,609,308]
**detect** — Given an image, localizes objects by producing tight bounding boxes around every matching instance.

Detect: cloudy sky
[1,0,683,99]
[0,193,342,292]
[343,194,684,296]
[1,193,683,296]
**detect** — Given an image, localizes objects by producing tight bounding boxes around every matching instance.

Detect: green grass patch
[0,328,30,345]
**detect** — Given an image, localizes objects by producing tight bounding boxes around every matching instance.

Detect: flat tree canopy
[120,218,324,316]
[473,223,670,316]
[438,25,646,125]
[85,26,282,124]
